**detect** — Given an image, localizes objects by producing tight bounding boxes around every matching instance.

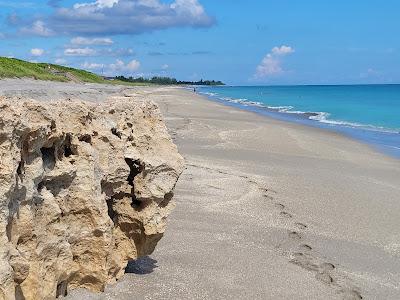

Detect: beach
[1,81,399,299]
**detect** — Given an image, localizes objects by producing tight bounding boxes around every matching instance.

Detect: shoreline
[197,86,400,159]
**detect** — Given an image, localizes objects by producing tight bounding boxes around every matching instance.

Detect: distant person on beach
[193,87,196,93]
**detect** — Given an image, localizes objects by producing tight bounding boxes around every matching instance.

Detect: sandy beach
[1,81,399,299]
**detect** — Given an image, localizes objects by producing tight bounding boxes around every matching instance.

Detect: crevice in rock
[6,218,12,243]
[78,134,92,144]
[16,160,24,183]
[40,174,75,196]
[15,285,25,300]
[41,146,56,170]
[125,158,144,209]
[111,127,122,139]
[63,134,74,157]
[37,181,44,193]
[56,281,68,298]
[106,198,116,223]
[131,197,141,209]
[50,120,56,131]
[159,192,174,208]
[0,132,7,145]
[125,158,143,186]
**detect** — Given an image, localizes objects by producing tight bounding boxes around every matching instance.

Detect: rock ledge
[0,96,184,300]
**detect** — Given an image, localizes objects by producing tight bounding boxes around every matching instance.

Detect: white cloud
[54,58,67,64]
[161,64,169,70]
[255,45,295,79]
[64,46,134,57]
[30,48,45,56]
[71,36,113,46]
[109,59,140,72]
[255,54,283,77]
[271,45,295,56]
[74,0,119,9]
[27,0,214,36]
[82,59,140,75]
[100,48,134,57]
[20,20,54,37]
[64,47,96,56]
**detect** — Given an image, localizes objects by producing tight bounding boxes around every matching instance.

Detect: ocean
[197,85,400,158]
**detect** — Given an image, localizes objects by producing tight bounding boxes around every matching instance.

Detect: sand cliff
[0,95,184,300]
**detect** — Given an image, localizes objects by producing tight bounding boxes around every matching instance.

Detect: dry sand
[2,80,400,299]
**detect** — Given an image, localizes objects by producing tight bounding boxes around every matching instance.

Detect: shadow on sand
[125,256,158,275]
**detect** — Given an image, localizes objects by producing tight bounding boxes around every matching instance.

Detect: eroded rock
[0,96,184,300]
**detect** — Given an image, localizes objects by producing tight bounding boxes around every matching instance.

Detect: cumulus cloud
[71,36,113,45]
[161,64,169,70]
[64,47,97,56]
[109,59,140,72]
[255,45,295,79]
[20,20,54,37]
[30,48,45,56]
[82,59,140,75]
[98,48,134,57]
[25,0,214,36]
[271,45,294,56]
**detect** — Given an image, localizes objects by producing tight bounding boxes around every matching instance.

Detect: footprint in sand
[288,231,302,240]
[315,272,334,284]
[264,194,274,201]
[294,222,308,230]
[320,262,335,271]
[274,203,285,210]
[290,252,319,271]
[342,289,363,300]
[280,211,293,218]
[298,244,312,251]
[260,187,278,194]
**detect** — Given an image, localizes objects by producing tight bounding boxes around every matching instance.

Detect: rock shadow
[125,256,158,275]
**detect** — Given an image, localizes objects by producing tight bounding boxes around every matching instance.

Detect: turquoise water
[198,85,400,158]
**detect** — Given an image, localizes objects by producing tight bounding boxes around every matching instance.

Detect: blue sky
[0,0,399,85]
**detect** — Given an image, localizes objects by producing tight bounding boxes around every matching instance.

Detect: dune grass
[0,57,145,85]
[0,57,68,81]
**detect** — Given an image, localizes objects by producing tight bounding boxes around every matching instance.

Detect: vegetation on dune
[0,57,67,81]
[0,57,106,83]
[39,63,106,83]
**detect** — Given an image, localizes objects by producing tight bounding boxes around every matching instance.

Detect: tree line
[114,76,224,86]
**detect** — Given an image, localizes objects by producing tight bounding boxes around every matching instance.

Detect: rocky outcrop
[0,95,184,300]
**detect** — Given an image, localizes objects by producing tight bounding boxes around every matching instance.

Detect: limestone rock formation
[0,95,184,300]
